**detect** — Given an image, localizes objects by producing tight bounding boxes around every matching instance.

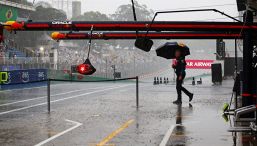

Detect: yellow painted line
[96,119,134,146]
[89,144,115,146]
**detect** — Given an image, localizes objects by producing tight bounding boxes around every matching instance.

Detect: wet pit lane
[0,78,255,146]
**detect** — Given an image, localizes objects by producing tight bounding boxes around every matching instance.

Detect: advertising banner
[3,69,47,85]
[186,60,214,69]
[172,59,214,69]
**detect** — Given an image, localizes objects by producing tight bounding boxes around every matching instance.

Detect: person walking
[172,50,194,104]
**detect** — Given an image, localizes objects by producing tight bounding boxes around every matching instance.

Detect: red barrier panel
[186,60,214,69]
[4,21,257,32]
[172,59,214,69]
[51,32,241,40]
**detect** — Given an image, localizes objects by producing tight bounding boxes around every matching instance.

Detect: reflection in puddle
[168,104,193,146]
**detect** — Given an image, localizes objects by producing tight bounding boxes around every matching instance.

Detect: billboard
[2,69,47,85]
[172,59,214,69]
[186,60,214,69]
[0,5,18,22]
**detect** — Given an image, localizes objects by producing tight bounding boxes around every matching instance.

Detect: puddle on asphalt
[167,103,257,146]
[166,104,189,146]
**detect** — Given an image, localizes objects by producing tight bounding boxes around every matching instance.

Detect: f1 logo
[0,72,8,82]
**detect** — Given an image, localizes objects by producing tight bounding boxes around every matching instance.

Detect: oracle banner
[172,59,214,69]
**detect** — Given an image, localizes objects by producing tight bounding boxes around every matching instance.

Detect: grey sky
[31,0,239,21]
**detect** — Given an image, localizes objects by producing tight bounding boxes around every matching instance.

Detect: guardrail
[0,0,35,11]
[46,77,140,112]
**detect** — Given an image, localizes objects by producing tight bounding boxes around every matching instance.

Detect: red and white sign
[172,59,214,69]
[186,60,214,69]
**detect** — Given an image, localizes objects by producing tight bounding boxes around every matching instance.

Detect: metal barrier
[46,76,140,112]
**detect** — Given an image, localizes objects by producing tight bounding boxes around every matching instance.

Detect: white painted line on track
[159,124,175,146]
[159,120,198,146]
[34,119,82,146]
[0,85,131,116]
[0,86,45,92]
[0,85,115,107]
[0,83,72,92]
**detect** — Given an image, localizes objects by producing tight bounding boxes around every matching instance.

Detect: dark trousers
[176,73,192,101]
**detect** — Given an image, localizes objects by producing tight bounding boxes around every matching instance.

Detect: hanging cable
[154,3,236,12]
[144,8,242,38]
[26,0,36,20]
[131,0,139,40]
[86,25,94,59]
[131,0,137,21]
[195,16,242,22]
[237,5,249,54]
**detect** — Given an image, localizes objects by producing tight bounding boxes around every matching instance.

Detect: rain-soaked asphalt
[0,76,254,146]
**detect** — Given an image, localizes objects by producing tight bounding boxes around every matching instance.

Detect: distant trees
[111,0,154,21]
[11,0,154,50]
[6,0,33,6]
[71,0,154,50]
[31,6,67,21]
[72,0,154,22]
[72,11,110,21]
[111,0,154,49]
[11,5,67,49]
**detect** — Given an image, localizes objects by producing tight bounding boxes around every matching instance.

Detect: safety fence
[0,56,169,79]
[0,76,140,111]
[46,77,139,112]
[0,69,116,90]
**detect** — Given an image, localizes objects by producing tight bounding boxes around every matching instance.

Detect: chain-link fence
[0,55,170,79]
[0,57,51,70]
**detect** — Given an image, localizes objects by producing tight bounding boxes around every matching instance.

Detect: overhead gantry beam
[3,21,257,33]
[51,32,242,40]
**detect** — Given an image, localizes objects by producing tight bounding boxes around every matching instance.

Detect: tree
[31,6,67,21]
[111,0,154,49]
[12,5,67,49]
[7,0,33,6]
[111,0,154,21]
[72,11,110,21]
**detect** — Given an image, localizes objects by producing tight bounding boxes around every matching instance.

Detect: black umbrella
[156,42,190,59]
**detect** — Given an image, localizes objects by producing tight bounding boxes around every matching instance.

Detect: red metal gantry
[2,21,257,32]
[2,20,256,41]
[51,32,242,40]
[0,19,256,110]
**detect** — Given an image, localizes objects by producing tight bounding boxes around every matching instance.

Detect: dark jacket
[174,57,186,76]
